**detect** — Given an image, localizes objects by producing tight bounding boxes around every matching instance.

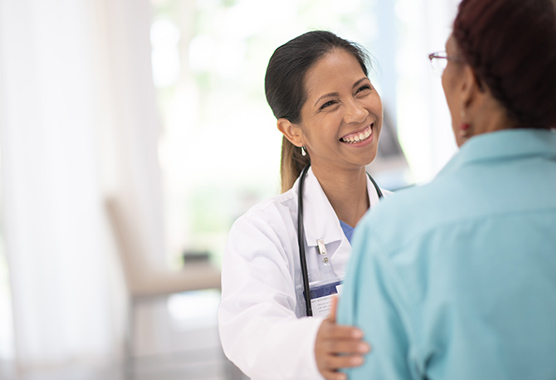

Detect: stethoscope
[297,164,383,316]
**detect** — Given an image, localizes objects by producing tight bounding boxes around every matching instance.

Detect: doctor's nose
[344,100,368,124]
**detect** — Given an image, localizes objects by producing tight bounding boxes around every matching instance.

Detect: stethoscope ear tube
[297,164,313,316]
[297,164,383,317]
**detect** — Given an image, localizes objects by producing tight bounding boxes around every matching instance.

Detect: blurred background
[0,0,458,379]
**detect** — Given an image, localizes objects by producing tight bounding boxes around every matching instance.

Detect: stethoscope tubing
[297,164,313,317]
[297,164,383,316]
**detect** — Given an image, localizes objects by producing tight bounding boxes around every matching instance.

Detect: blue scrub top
[339,129,556,380]
[339,220,355,243]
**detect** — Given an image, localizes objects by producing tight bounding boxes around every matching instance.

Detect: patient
[338,0,556,379]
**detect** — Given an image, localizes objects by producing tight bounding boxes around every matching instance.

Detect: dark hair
[453,0,556,128]
[264,30,371,192]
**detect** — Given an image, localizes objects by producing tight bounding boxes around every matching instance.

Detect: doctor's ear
[277,118,304,147]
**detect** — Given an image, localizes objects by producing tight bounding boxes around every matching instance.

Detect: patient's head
[452,0,556,129]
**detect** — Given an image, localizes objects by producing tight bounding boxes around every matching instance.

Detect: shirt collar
[439,129,556,177]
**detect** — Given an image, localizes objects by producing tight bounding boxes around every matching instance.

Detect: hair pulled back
[453,0,556,128]
[264,30,370,192]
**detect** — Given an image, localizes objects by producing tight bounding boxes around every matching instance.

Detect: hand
[314,296,371,380]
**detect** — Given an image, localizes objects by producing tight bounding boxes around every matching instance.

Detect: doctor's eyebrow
[313,77,370,107]
[352,77,369,89]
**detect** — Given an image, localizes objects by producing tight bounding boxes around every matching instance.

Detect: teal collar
[439,129,556,177]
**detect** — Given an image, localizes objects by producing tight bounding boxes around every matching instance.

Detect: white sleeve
[218,210,325,380]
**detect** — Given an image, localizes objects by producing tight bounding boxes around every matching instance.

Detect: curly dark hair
[453,0,556,128]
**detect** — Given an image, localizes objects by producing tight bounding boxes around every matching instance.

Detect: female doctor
[218,30,387,380]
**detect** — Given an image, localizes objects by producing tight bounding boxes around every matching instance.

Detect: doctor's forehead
[303,50,367,96]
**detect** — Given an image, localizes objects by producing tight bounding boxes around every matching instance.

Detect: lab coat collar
[439,129,556,177]
[299,167,380,248]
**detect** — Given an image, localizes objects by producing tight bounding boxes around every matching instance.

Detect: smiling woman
[218,31,388,380]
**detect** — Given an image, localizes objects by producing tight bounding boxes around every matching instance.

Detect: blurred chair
[105,197,243,380]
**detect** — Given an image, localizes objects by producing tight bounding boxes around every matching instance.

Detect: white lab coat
[218,167,384,380]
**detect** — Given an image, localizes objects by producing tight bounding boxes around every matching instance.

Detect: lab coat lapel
[301,167,344,249]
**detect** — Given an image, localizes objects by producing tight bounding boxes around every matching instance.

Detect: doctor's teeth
[341,126,373,144]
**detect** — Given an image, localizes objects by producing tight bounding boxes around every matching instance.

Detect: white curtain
[0,0,164,373]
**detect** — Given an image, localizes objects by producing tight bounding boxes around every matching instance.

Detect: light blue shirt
[338,129,556,380]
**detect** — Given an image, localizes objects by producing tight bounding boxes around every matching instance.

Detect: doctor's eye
[320,100,338,110]
[356,85,372,94]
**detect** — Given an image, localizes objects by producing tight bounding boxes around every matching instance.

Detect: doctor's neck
[312,164,369,228]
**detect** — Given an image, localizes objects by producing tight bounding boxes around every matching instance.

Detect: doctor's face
[296,49,383,172]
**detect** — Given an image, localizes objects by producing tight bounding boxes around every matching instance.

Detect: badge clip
[317,239,329,264]
[317,239,327,255]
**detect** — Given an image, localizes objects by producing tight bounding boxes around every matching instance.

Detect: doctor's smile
[339,124,374,145]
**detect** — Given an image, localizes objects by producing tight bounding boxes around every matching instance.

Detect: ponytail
[280,137,310,193]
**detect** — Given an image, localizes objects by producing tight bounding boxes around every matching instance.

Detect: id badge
[305,280,344,318]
